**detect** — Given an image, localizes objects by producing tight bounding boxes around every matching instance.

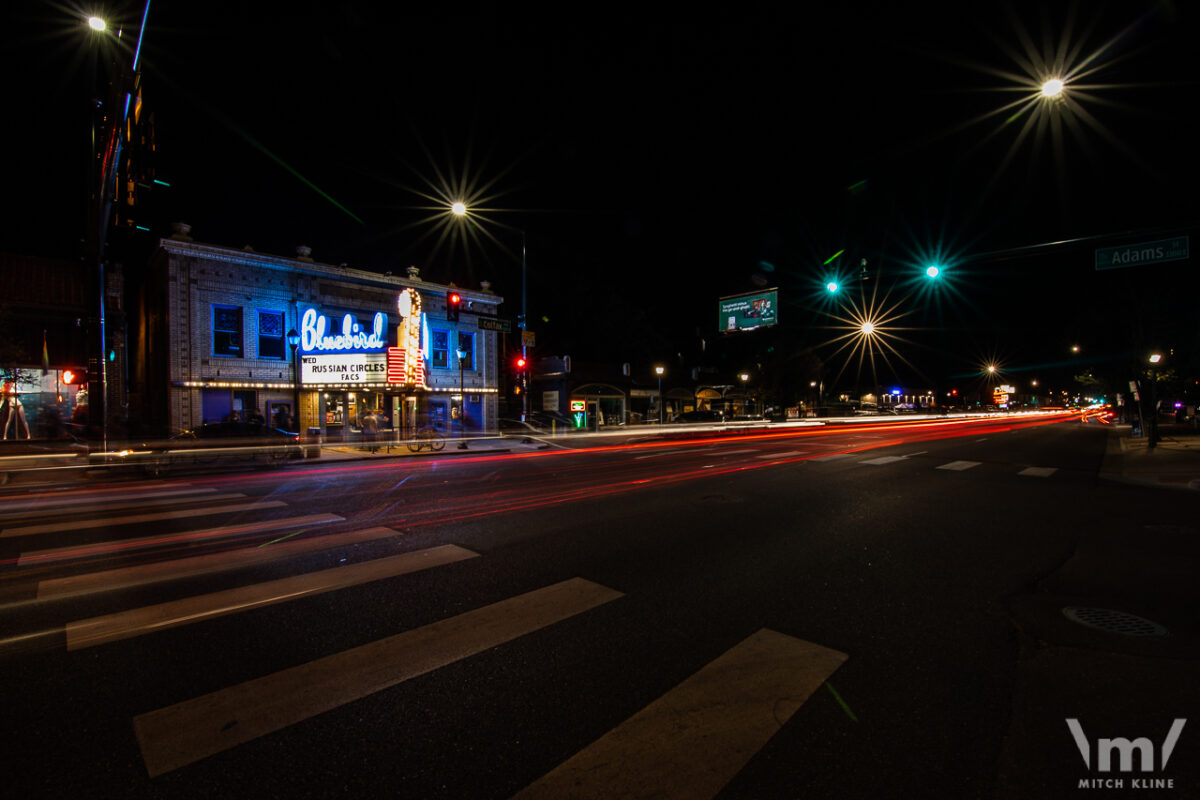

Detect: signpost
[1095,236,1189,271]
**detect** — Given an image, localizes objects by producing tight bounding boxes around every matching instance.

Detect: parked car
[498,410,579,435]
[670,409,725,423]
[102,422,302,477]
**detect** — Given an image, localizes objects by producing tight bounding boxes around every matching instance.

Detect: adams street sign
[1095,236,1189,271]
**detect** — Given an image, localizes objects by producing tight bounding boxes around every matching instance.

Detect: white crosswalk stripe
[1019,466,1058,477]
[936,460,981,471]
[514,629,847,800]
[66,544,480,650]
[133,578,624,777]
[0,492,248,523]
[861,455,907,465]
[1,501,288,538]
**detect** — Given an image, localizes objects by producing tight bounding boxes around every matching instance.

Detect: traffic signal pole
[520,230,528,422]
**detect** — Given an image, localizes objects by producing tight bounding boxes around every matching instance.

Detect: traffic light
[514,356,527,395]
[61,368,84,385]
[446,291,462,322]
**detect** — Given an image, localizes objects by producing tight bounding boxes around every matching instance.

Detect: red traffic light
[448,292,461,306]
[446,291,462,321]
[516,357,526,369]
[61,368,83,385]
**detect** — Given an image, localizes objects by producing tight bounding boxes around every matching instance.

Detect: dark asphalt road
[1,416,1196,798]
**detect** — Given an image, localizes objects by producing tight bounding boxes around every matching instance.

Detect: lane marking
[0,493,248,523]
[935,461,981,471]
[718,449,760,456]
[2,501,288,538]
[37,526,405,601]
[1019,466,1058,477]
[810,453,854,462]
[755,451,809,459]
[861,456,907,465]
[513,629,848,800]
[133,578,623,777]
[975,438,989,442]
[66,544,480,650]
[17,513,343,566]
[0,486,215,512]
[634,449,690,460]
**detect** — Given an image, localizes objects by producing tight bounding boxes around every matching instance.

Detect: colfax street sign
[1095,236,1189,271]
[476,317,512,333]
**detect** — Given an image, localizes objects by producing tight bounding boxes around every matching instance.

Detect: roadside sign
[1095,236,1189,271]
[522,330,536,348]
[477,317,512,333]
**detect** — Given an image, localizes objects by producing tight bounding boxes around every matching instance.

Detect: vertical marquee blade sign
[388,288,427,387]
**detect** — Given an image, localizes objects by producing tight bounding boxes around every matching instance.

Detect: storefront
[570,383,627,428]
[154,234,503,438]
[298,291,419,440]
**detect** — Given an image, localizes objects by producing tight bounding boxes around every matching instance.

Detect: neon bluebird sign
[299,307,387,354]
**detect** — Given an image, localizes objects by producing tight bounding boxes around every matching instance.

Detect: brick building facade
[140,226,503,438]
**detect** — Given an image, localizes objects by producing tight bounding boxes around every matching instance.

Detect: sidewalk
[1099,421,1200,491]
[997,422,1200,796]
[307,433,554,462]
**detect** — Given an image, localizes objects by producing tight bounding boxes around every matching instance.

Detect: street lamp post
[456,346,468,448]
[1148,353,1163,448]
[286,329,301,432]
[655,366,665,424]
[85,5,152,454]
[449,202,527,422]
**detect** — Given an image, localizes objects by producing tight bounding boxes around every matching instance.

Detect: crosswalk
[0,481,850,796]
[808,451,1064,479]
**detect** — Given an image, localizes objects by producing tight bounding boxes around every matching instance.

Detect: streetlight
[456,345,468,448]
[85,5,152,451]
[655,366,665,424]
[447,201,528,420]
[286,329,301,432]
[740,373,750,417]
[1147,352,1164,448]
[1041,78,1065,98]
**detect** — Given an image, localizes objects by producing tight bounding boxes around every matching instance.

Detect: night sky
[9,1,1200,391]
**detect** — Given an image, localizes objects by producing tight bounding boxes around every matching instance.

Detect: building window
[213,305,242,357]
[430,329,449,369]
[258,310,285,359]
[456,331,474,370]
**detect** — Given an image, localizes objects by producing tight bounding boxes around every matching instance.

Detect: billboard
[717,289,778,333]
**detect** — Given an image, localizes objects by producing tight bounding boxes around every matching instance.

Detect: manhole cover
[1062,606,1168,637]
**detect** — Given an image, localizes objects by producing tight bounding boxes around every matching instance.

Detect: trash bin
[305,427,322,458]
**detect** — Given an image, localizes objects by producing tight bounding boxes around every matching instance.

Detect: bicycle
[406,427,446,453]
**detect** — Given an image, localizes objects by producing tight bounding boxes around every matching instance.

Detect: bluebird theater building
[146,226,502,439]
